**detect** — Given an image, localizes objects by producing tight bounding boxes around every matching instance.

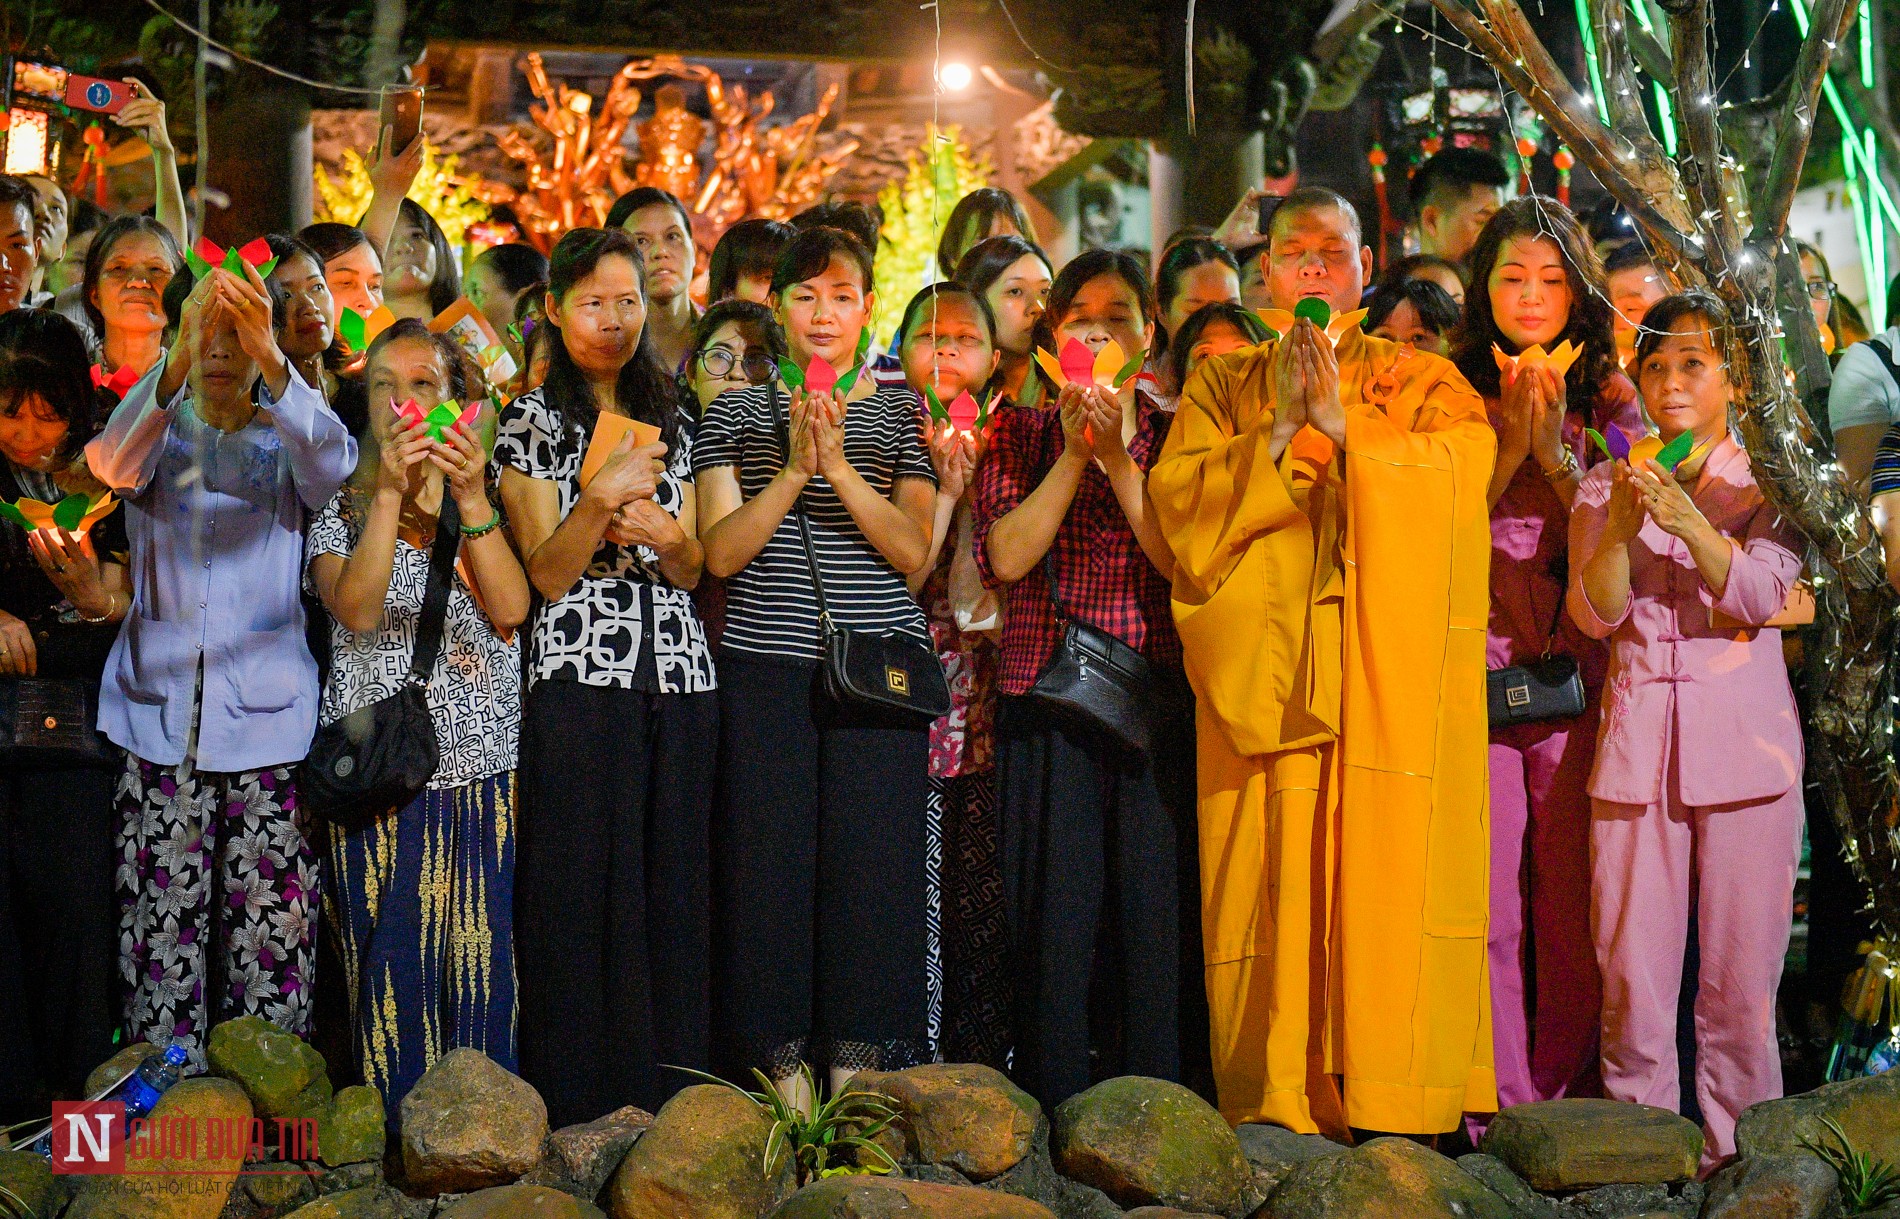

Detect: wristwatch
[1539,447,1579,481]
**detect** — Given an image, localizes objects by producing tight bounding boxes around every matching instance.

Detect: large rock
[524,1107,654,1201]
[88,1044,156,1098]
[208,1017,334,1121]
[1234,1125,1345,1196]
[66,1078,254,1219]
[437,1183,609,1219]
[318,1086,386,1167]
[1700,1154,1840,1219]
[1480,1099,1701,1190]
[0,1148,64,1219]
[1453,1154,1563,1219]
[279,1188,407,1219]
[1559,1181,1700,1218]
[1123,1210,1221,1219]
[1050,1077,1250,1215]
[400,1049,548,1194]
[1736,1069,1900,1168]
[851,1064,1041,1182]
[243,1162,321,1216]
[768,1177,1056,1218]
[1267,1137,1514,1219]
[609,1084,795,1219]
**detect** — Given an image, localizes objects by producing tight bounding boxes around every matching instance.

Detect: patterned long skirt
[115,755,318,1065]
[929,772,1010,1067]
[322,773,516,1123]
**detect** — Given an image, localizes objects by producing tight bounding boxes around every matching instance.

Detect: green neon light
[1789,0,1900,234]
[1861,0,1875,90]
[1652,83,1678,156]
[1868,129,1887,329]
[1575,0,1610,124]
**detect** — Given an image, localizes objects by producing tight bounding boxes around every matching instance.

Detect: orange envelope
[578,412,663,488]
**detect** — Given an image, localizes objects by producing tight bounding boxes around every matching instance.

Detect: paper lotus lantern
[1255,299,1369,346]
[1032,338,1146,391]
[338,306,398,353]
[1588,427,1696,473]
[395,397,483,444]
[780,330,872,400]
[186,236,279,280]
[91,364,139,398]
[1493,340,1583,380]
[0,490,118,534]
[925,386,994,434]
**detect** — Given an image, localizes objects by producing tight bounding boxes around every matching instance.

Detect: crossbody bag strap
[769,383,834,628]
[1540,553,1569,659]
[408,494,463,687]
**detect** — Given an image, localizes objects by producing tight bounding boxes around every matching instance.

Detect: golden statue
[487,53,858,252]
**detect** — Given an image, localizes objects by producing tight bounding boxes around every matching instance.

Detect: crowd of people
[0,102,1884,1175]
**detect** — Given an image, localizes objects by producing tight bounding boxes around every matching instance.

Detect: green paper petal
[1020,358,1042,407]
[1112,347,1147,388]
[1584,428,1612,460]
[339,310,365,349]
[976,392,993,430]
[835,362,864,400]
[1244,310,1280,341]
[778,358,805,390]
[925,386,948,423]
[1294,297,1332,328]
[185,251,212,279]
[51,494,89,531]
[1656,430,1695,471]
[0,503,31,530]
[856,328,871,359]
[254,256,280,278]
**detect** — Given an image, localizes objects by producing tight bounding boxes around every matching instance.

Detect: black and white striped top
[693,380,936,663]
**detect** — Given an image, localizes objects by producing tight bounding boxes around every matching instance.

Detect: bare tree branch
[1428,0,1698,263]
[1750,0,1857,241]
[1667,1,1743,275]
[1626,20,1674,88]
[1591,0,1665,152]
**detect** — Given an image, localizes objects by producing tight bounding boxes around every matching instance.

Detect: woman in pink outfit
[1451,199,1640,1122]
[1568,292,1805,1168]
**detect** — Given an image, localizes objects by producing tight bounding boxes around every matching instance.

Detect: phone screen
[379,86,423,153]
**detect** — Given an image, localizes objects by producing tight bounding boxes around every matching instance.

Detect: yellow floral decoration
[870,125,993,353]
[314,141,491,249]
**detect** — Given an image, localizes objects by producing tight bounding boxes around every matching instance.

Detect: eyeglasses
[697,347,777,383]
[1807,279,1837,301]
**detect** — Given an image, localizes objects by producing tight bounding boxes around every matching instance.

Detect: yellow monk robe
[1148,326,1497,1136]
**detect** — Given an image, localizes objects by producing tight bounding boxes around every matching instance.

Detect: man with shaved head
[1149,186,1498,1138]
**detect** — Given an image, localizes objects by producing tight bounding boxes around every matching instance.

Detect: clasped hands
[1497,361,1570,474]
[1603,458,1712,547]
[782,387,860,484]
[1268,318,1346,447]
[1055,382,1132,469]
[582,431,681,552]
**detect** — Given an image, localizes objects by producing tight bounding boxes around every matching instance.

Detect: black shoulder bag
[302,496,461,829]
[1026,550,1152,752]
[771,385,950,727]
[1486,570,1586,728]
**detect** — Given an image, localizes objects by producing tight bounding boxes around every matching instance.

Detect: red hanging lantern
[70,123,108,208]
[1515,136,1538,194]
[1553,146,1576,209]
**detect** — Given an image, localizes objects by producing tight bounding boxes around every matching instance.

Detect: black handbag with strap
[1486,563,1586,728]
[300,496,461,829]
[770,384,951,727]
[1026,551,1152,753]
[0,676,110,766]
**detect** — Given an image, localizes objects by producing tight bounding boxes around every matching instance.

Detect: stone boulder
[1736,1068,1900,1168]
[1234,1124,1345,1196]
[1559,1182,1701,1218]
[1123,1210,1221,1219]
[241,1162,321,1216]
[1050,1077,1250,1215]
[1453,1154,1563,1219]
[1480,1099,1701,1190]
[0,1148,64,1219]
[314,1163,384,1196]
[1700,1154,1841,1219]
[208,1017,334,1121]
[317,1086,386,1167]
[437,1183,610,1219]
[87,1043,155,1098]
[769,1176,1056,1218]
[524,1106,654,1201]
[609,1084,795,1219]
[1267,1137,1513,1219]
[66,1078,254,1219]
[400,1049,549,1194]
[279,1188,407,1219]
[851,1064,1041,1182]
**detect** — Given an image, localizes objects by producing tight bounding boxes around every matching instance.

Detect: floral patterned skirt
[114,754,318,1065]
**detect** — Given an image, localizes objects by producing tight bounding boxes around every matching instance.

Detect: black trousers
[713,654,928,1079]
[515,680,717,1126]
[0,758,119,1120]
[996,671,1203,1108]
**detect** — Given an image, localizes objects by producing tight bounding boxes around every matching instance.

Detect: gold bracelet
[78,592,122,624]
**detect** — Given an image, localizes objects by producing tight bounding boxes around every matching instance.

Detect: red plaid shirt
[972,393,1184,694]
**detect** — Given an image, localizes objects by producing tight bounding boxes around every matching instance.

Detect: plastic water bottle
[110,1043,189,1121]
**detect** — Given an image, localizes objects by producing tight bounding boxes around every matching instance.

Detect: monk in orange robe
[1148,187,1497,1137]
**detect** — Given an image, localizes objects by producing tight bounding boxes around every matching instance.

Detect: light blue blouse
[87,360,357,773]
